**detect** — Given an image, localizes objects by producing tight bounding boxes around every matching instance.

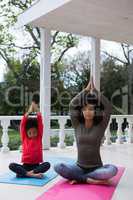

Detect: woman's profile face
[82,104,95,120]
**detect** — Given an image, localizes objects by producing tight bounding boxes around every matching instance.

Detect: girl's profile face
[82,104,95,120]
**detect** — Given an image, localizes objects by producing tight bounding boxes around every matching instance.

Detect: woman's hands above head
[90,76,95,91]
[85,76,96,92]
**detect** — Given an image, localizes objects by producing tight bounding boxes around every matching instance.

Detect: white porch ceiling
[17,0,133,44]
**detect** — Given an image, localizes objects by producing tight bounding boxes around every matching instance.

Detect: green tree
[0,0,79,64]
[101,58,127,114]
[63,51,91,92]
[103,43,133,114]
[0,53,40,115]
[0,0,79,115]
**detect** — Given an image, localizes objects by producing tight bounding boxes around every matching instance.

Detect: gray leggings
[54,163,118,183]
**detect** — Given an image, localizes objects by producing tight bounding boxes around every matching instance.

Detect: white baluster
[104,121,112,145]
[19,145,22,152]
[127,118,133,143]
[58,117,67,148]
[73,135,77,148]
[116,118,123,144]
[1,119,10,153]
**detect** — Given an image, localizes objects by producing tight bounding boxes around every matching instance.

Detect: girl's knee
[9,163,16,170]
[43,162,51,170]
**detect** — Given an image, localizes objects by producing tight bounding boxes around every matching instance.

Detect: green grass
[50,134,74,147]
[0,129,21,150]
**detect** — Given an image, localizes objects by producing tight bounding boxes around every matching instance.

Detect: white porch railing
[0,115,133,153]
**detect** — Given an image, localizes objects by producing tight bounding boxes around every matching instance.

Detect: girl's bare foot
[26,171,44,179]
[86,178,111,185]
[33,173,44,179]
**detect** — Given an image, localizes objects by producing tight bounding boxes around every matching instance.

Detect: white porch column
[40,28,51,150]
[91,38,100,91]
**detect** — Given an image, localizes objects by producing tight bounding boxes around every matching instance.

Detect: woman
[54,77,118,184]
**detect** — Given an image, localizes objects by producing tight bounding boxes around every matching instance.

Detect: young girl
[54,77,118,184]
[9,101,50,179]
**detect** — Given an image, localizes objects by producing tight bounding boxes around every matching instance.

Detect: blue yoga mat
[0,157,75,186]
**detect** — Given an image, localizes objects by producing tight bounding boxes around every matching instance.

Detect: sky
[67,37,125,60]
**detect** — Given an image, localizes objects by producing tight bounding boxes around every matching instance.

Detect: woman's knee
[109,165,118,176]
[89,164,118,180]
[54,163,65,173]
[54,163,74,180]
[104,164,118,177]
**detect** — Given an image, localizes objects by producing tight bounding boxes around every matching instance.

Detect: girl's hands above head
[31,102,39,112]
[28,104,34,113]
[25,102,39,117]
[25,104,34,117]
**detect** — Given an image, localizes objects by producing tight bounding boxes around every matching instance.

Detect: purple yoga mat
[37,167,125,200]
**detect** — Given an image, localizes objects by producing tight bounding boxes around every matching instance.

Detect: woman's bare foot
[86,178,111,185]
[69,180,77,185]
[26,171,44,179]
